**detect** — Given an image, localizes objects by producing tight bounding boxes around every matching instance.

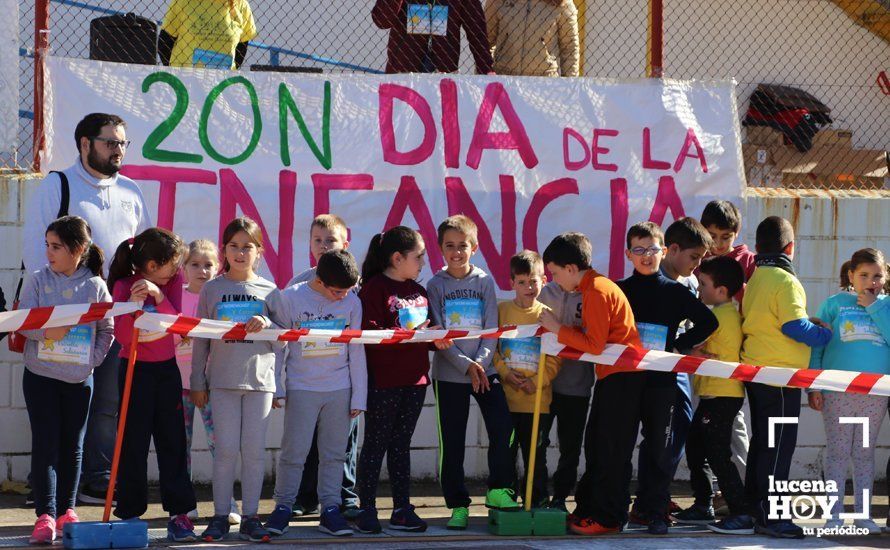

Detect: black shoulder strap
[51,170,70,218]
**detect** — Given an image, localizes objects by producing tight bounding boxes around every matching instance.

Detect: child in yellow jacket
[494,251,560,507]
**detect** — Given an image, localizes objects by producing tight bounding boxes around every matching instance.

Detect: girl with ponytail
[18,216,113,544]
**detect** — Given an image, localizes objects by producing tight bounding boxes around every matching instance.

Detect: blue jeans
[23,369,93,517]
[80,342,120,489]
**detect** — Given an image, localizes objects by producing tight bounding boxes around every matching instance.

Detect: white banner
[44,57,744,291]
[0,0,18,150]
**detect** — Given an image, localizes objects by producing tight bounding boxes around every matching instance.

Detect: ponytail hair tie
[127,237,135,245]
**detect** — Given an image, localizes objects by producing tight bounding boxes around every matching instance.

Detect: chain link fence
[5,0,889,189]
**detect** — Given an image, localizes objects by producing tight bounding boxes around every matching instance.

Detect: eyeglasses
[91,137,131,150]
[630,246,664,257]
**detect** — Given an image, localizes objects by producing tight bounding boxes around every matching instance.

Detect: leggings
[181,390,215,474]
[821,391,886,517]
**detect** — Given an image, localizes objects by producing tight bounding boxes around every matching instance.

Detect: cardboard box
[812,128,853,148]
[745,126,784,146]
[771,146,888,189]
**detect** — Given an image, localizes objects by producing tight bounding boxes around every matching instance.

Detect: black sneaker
[201,515,230,542]
[77,484,115,506]
[648,516,669,535]
[754,520,805,539]
[239,516,271,542]
[25,490,34,506]
[353,508,382,534]
[548,498,568,513]
[293,503,318,518]
[389,505,427,532]
[708,514,755,535]
[342,505,361,520]
[674,504,716,525]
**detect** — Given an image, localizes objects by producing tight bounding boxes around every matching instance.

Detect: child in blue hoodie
[808,248,889,535]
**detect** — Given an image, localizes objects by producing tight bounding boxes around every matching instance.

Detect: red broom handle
[103,316,141,522]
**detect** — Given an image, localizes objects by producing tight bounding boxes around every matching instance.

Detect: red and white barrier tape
[133,312,545,344]
[0,302,140,333]
[540,333,890,397]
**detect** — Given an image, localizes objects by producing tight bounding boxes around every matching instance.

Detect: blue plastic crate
[63,520,148,549]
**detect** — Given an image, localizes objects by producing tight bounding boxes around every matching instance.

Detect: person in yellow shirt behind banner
[493,250,560,508]
[159,0,258,70]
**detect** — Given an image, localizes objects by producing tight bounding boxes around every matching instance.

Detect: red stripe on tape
[331,329,363,344]
[730,364,760,382]
[614,346,647,371]
[279,328,309,341]
[221,324,248,340]
[20,306,53,330]
[444,330,468,339]
[79,302,114,324]
[673,355,706,374]
[846,372,883,395]
[786,369,820,390]
[556,347,584,361]
[168,315,202,336]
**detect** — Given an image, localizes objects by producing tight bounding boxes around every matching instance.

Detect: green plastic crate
[532,508,567,536]
[488,509,533,536]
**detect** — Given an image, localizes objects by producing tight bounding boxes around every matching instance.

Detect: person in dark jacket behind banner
[371,0,493,74]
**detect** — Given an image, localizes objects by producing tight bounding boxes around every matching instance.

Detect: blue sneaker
[755,520,805,539]
[389,505,427,532]
[647,516,668,535]
[264,505,291,536]
[239,516,271,542]
[707,514,755,535]
[353,508,382,534]
[319,505,353,536]
[167,514,197,542]
[200,515,230,542]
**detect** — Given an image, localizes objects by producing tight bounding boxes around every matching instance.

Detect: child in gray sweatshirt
[19,216,113,542]
[265,250,366,538]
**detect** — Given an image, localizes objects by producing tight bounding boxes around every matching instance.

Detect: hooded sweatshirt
[485,0,579,77]
[19,266,114,383]
[539,281,593,396]
[426,265,499,383]
[23,159,152,275]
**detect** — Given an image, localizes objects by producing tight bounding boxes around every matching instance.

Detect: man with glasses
[23,112,152,506]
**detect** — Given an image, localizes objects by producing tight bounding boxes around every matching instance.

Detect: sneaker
[446,507,469,530]
[29,515,55,545]
[293,503,318,518]
[569,516,619,536]
[668,500,682,514]
[389,505,427,532]
[548,498,568,513]
[353,508,382,534]
[673,504,716,525]
[707,514,755,535]
[167,514,197,542]
[77,484,115,506]
[186,508,198,521]
[318,505,353,536]
[648,516,668,535]
[485,488,520,510]
[25,490,34,507]
[55,509,78,537]
[200,515,230,542]
[228,498,241,525]
[240,516,271,542]
[754,520,805,539]
[342,505,361,520]
[264,505,292,536]
[854,518,881,535]
[627,507,648,525]
[713,492,729,516]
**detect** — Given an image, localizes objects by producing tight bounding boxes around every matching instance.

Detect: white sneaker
[186,508,198,521]
[823,518,844,530]
[228,498,241,525]
[854,518,881,535]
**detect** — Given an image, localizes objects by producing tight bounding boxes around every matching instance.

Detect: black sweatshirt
[616,271,718,355]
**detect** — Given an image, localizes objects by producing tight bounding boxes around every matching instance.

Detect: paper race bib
[407,4,448,36]
[38,325,94,366]
[499,336,541,373]
[839,307,888,346]
[398,305,428,330]
[444,298,483,330]
[300,318,348,357]
[216,301,264,323]
[192,48,234,69]
[637,322,669,351]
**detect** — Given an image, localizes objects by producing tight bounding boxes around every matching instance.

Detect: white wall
[1,174,889,483]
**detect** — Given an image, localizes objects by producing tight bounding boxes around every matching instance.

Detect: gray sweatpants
[274,388,351,510]
[210,389,273,517]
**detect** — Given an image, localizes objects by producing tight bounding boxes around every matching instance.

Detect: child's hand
[504,370,525,390]
[190,390,209,408]
[807,391,823,411]
[539,310,561,333]
[350,409,363,418]
[272,398,285,409]
[244,316,268,333]
[433,339,454,350]
[857,289,878,308]
[130,279,163,303]
[520,377,537,395]
[44,326,72,341]
[467,362,490,393]
[809,316,832,331]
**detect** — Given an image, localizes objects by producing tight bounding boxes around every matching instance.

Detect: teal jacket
[809,293,890,375]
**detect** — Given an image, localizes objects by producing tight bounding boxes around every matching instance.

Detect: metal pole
[33,0,50,171]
